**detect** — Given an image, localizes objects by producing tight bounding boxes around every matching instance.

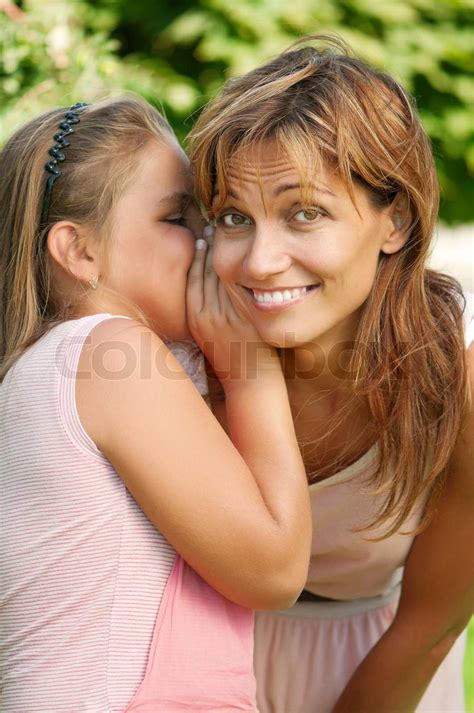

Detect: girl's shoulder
[76,314,208,395]
[66,312,136,340]
[29,313,136,367]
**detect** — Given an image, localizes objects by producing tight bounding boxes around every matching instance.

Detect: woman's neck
[280,335,377,481]
[280,339,358,393]
[279,307,364,391]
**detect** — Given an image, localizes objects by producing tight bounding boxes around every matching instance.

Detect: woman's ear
[380,195,411,256]
[46,221,100,283]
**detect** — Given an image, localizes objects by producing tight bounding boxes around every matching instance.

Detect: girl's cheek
[185,236,197,265]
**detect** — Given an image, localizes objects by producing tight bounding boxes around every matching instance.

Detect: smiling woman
[210,147,405,351]
[190,35,473,713]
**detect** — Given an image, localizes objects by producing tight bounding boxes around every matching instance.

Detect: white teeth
[251,286,316,304]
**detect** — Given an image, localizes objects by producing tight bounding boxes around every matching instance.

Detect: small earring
[88,275,98,290]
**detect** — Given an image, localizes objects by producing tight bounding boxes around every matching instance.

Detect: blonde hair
[189,35,468,535]
[0,95,173,381]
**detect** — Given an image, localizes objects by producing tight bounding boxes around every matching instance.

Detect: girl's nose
[242,226,292,281]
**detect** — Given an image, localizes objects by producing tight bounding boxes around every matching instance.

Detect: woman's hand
[186,226,280,388]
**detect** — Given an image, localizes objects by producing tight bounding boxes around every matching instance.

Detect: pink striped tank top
[0,313,257,711]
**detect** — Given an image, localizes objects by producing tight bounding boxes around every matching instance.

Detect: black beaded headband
[39,102,89,232]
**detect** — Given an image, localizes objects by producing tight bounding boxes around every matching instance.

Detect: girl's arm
[76,242,312,612]
[205,358,229,434]
[332,344,474,713]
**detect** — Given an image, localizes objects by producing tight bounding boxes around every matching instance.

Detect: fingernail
[195,238,207,250]
[203,225,215,239]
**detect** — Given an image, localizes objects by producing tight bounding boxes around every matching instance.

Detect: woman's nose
[242,226,292,281]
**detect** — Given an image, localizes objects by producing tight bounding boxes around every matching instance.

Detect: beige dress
[254,294,473,713]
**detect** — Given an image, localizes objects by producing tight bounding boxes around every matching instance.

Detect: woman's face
[212,141,404,349]
[106,137,200,340]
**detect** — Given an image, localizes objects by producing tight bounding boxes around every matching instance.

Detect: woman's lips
[241,284,321,312]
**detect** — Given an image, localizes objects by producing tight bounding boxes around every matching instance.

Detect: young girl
[0,96,312,711]
[189,37,474,713]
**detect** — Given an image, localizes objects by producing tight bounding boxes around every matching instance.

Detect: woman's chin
[256,327,313,350]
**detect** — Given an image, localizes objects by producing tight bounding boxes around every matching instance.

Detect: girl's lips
[241,284,320,312]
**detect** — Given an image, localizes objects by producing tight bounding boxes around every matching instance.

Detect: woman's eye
[221,213,251,227]
[293,208,323,222]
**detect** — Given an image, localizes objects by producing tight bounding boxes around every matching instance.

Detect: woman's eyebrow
[212,183,336,201]
[273,182,336,198]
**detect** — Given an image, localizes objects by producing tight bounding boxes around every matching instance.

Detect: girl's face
[212,141,403,349]
[106,138,199,340]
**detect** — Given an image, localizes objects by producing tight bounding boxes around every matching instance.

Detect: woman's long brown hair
[189,35,468,536]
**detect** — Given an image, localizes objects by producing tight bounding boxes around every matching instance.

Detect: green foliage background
[1,0,473,223]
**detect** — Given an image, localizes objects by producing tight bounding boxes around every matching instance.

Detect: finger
[203,224,215,246]
[218,279,238,322]
[186,238,207,316]
[203,243,220,311]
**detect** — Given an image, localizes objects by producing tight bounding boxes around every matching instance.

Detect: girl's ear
[380,195,411,256]
[46,221,100,283]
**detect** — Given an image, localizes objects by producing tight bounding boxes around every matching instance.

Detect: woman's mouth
[242,284,320,311]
